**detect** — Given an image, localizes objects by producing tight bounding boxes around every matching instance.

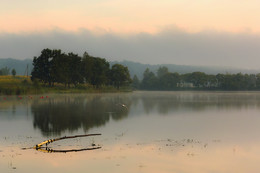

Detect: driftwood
[34,134,102,149]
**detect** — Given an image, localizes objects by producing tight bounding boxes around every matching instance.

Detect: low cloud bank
[1,27,260,69]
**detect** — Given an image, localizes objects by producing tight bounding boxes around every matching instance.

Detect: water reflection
[2,92,260,137]
[2,92,260,173]
[35,146,102,153]
[31,95,130,136]
[133,91,260,114]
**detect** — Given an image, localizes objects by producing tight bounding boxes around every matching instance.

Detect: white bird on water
[117,103,128,109]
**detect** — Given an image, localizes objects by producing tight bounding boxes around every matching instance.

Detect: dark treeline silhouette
[31,49,260,91]
[132,66,260,91]
[31,49,131,89]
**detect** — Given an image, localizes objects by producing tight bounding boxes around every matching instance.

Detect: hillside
[0,58,32,75]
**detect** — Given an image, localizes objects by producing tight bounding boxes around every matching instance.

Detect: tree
[247,74,257,89]
[30,48,134,89]
[159,72,180,90]
[218,73,243,90]
[234,73,247,90]
[132,75,140,89]
[110,64,132,89]
[206,74,218,88]
[157,66,169,78]
[141,68,158,90]
[81,52,94,84]
[91,57,110,88]
[189,72,207,88]
[11,69,16,77]
[51,52,71,87]
[256,73,260,89]
[31,48,56,86]
[216,73,225,89]
[68,53,84,87]
[50,51,66,85]
[50,52,83,87]
[0,67,10,75]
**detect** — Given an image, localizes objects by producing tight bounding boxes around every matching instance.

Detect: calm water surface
[1,91,260,173]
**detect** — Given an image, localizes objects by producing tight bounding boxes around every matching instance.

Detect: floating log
[34,133,101,149]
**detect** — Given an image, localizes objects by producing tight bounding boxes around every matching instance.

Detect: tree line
[31,49,131,89]
[132,66,260,90]
[13,48,260,91]
[0,67,16,76]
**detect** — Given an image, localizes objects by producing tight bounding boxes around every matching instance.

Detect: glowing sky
[1,0,260,69]
[1,0,260,34]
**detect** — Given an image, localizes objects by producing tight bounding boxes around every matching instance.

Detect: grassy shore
[0,75,132,95]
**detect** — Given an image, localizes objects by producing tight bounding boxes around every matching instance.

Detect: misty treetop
[31,48,131,89]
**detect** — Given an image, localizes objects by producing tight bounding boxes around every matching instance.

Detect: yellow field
[0,75,33,95]
[0,75,130,95]
[0,75,31,84]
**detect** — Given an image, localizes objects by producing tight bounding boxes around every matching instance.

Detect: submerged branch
[34,133,102,149]
[35,146,102,153]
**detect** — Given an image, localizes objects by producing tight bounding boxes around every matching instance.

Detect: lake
[1,91,260,173]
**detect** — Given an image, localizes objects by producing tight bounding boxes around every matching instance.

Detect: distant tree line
[31,49,131,89]
[0,67,10,75]
[132,66,260,91]
[0,67,16,77]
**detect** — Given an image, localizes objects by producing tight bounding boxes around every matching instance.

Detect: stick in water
[35,146,102,153]
[34,133,102,149]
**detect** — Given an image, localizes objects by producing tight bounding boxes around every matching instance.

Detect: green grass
[0,75,132,95]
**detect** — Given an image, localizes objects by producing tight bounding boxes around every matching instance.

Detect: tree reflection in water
[140,92,260,115]
[31,95,130,137]
[35,146,102,153]
[22,92,260,137]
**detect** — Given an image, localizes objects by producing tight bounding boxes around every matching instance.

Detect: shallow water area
[1,91,260,172]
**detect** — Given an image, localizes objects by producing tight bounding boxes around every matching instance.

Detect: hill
[0,58,32,75]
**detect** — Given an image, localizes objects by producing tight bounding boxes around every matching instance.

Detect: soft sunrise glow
[1,0,260,34]
[1,0,260,69]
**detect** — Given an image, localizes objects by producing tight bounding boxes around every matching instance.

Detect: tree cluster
[132,66,260,91]
[0,67,10,75]
[31,49,131,89]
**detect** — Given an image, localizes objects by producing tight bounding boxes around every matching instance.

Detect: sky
[1,0,260,69]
